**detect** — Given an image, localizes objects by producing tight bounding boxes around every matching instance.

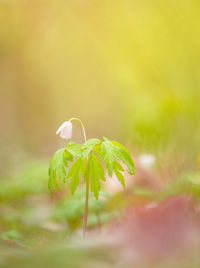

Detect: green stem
[83,166,89,236]
[69,117,89,236]
[69,117,87,142]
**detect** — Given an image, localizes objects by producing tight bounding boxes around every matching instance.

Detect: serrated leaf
[67,157,82,195]
[88,153,104,199]
[101,140,115,176]
[93,154,106,182]
[66,142,82,157]
[111,140,135,175]
[102,137,135,176]
[48,148,67,197]
[80,157,87,181]
[67,157,82,178]
[93,144,102,155]
[113,161,125,188]
[82,138,101,148]
[81,138,101,159]
[64,149,73,164]
[114,160,124,171]
[70,174,79,195]
[52,169,60,191]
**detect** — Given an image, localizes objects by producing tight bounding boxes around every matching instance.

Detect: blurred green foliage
[0,157,200,267]
[0,160,48,201]
[0,159,117,242]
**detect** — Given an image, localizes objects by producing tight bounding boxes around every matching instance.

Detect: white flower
[56,121,72,139]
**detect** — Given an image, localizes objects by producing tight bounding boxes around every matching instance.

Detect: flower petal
[56,121,72,139]
[56,121,68,134]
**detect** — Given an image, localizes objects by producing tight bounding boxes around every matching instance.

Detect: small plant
[48,118,135,235]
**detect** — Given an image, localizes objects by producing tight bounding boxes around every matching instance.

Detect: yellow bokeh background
[1,0,200,173]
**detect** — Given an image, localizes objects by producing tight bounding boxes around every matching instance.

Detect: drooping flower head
[56,121,72,139]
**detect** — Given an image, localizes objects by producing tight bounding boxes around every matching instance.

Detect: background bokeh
[1,1,200,266]
[1,0,200,170]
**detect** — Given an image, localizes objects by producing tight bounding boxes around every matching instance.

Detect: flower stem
[83,166,89,236]
[69,117,87,143]
[69,117,89,236]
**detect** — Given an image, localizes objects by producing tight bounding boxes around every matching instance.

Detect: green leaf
[93,143,102,156]
[48,148,67,197]
[111,140,135,175]
[88,153,105,199]
[101,139,115,176]
[81,138,101,159]
[48,137,135,199]
[102,137,135,176]
[52,169,60,190]
[93,154,106,182]
[70,174,79,195]
[67,157,82,178]
[67,157,82,195]
[82,138,101,148]
[64,149,73,164]
[114,160,124,171]
[48,172,54,197]
[80,157,87,181]
[113,161,125,188]
[66,142,82,157]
